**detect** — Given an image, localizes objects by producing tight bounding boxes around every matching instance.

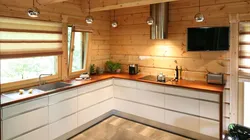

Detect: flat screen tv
[187,27,230,51]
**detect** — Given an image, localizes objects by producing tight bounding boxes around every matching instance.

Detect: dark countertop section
[1,73,224,107]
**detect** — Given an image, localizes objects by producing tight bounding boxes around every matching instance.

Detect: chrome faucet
[39,74,52,85]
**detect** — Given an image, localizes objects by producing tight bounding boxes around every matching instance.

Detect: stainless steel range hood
[150,3,169,40]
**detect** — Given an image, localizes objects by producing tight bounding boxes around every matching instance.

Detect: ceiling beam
[37,0,70,5]
[86,0,177,12]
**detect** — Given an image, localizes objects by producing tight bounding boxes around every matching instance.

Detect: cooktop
[139,75,172,83]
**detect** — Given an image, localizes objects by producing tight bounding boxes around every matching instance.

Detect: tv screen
[187,27,230,51]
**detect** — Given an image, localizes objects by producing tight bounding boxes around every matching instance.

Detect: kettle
[157,72,166,82]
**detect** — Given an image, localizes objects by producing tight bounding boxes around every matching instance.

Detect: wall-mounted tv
[187,27,230,51]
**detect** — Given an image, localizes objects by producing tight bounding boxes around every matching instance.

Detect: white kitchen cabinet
[78,99,113,126]
[165,87,200,99]
[200,101,219,120]
[49,89,77,105]
[115,98,165,123]
[2,107,48,140]
[13,125,49,140]
[137,82,165,93]
[165,95,199,115]
[114,86,164,108]
[78,86,113,111]
[113,79,137,88]
[77,79,113,95]
[199,92,219,102]
[200,118,219,138]
[49,113,77,140]
[1,96,48,120]
[49,97,77,123]
[164,110,200,133]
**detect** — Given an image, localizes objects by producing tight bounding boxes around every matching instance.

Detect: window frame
[0,55,62,93]
[68,26,92,78]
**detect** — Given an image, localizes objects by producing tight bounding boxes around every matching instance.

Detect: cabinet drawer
[2,97,48,120]
[200,92,219,102]
[137,82,165,93]
[165,110,200,133]
[49,113,77,140]
[165,95,199,115]
[200,118,219,138]
[78,79,113,95]
[49,89,77,105]
[13,125,49,140]
[200,101,219,120]
[114,86,164,108]
[165,87,199,98]
[2,107,48,140]
[78,99,113,126]
[78,86,113,111]
[114,79,136,88]
[115,99,165,123]
[49,97,77,123]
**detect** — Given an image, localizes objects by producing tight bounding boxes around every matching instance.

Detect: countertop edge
[1,73,224,107]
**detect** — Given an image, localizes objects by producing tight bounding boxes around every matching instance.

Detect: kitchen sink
[35,82,72,91]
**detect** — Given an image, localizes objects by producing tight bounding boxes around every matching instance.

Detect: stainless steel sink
[35,82,72,91]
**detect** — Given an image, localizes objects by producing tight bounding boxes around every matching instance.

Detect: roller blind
[0,17,63,59]
[239,22,250,77]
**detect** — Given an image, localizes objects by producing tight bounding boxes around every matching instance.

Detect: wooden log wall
[0,0,111,69]
[110,0,250,130]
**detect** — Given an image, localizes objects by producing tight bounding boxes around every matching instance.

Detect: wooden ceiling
[39,0,177,12]
[82,0,177,12]
[37,0,70,5]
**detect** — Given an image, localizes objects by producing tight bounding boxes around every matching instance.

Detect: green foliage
[90,64,96,74]
[105,61,121,72]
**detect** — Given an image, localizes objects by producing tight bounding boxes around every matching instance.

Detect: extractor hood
[150,3,169,40]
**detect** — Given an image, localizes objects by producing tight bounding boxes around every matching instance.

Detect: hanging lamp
[194,0,204,22]
[27,0,40,18]
[146,17,154,25]
[85,0,94,24]
[111,10,118,28]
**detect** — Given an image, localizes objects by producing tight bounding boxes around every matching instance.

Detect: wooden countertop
[1,73,224,107]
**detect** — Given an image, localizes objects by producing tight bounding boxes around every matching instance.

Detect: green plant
[90,64,96,74]
[106,61,121,72]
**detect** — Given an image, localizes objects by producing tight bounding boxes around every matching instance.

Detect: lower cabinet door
[115,99,165,123]
[49,97,77,123]
[200,118,219,139]
[49,113,77,140]
[78,99,113,127]
[164,110,200,133]
[2,107,48,140]
[13,125,49,140]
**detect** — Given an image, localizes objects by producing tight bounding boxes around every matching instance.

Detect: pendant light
[146,16,154,25]
[85,0,94,24]
[27,0,40,18]
[194,0,204,22]
[111,10,118,28]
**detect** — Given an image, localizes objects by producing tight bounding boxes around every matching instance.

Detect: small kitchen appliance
[157,72,166,82]
[129,64,139,75]
[207,73,224,85]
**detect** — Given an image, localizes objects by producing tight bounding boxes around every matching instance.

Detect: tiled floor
[70,116,191,140]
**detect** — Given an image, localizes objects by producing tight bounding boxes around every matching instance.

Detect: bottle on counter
[175,66,178,81]
[179,66,182,80]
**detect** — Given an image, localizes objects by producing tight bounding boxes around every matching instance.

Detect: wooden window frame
[68,27,92,78]
[0,55,62,93]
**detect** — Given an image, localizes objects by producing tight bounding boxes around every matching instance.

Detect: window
[68,26,90,76]
[0,17,62,91]
[244,82,250,127]
[1,56,57,83]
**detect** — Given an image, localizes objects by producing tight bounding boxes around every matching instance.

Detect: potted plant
[105,61,121,73]
[89,64,96,75]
